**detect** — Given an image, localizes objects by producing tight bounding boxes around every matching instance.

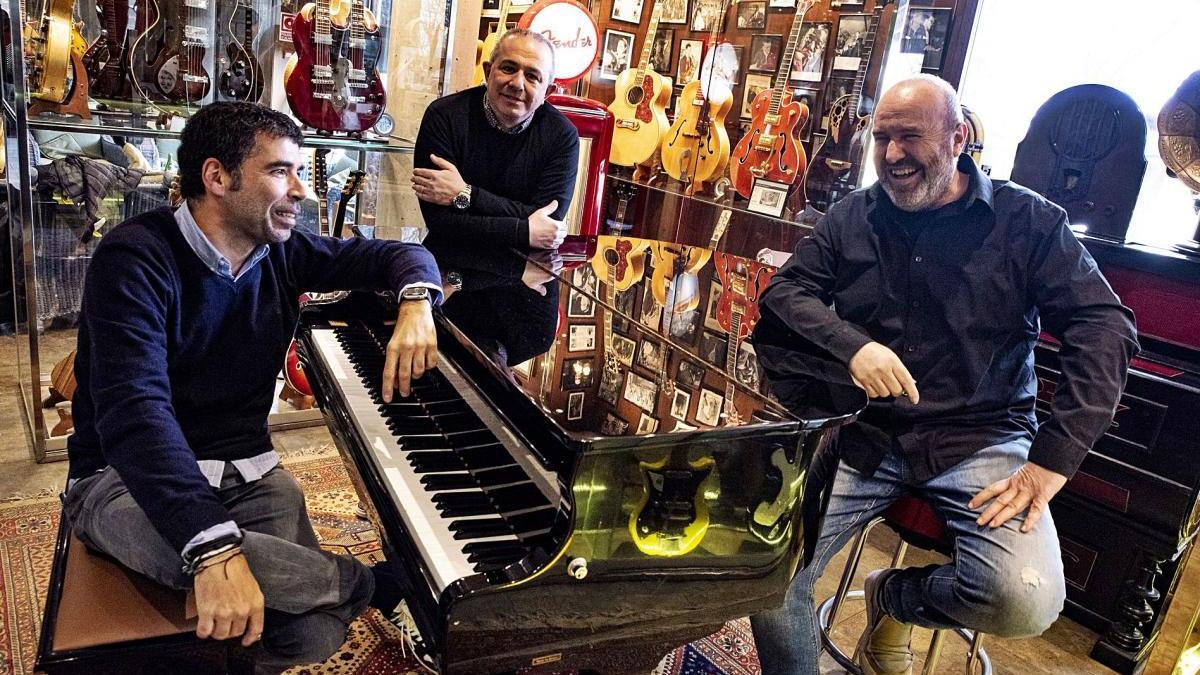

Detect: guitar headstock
[344,169,366,198]
[312,149,329,200]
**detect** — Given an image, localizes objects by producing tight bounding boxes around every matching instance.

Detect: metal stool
[816,494,993,675]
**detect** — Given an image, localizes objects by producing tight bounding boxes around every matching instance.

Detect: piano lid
[427,239,865,442]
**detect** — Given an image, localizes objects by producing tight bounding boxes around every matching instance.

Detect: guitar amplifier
[1011,84,1147,242]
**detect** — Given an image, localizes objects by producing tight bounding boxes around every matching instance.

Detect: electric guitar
[149,0,212,104]
[630,447,715,557]
[607,0,674,168]
[604,181,638,234]
[26,0,75,102]
[83,0,136,99]
[708,207,731,249]
[713,252,773,424]
[962,104,985,166]
[473,0,518,86]
[312,149,330,235]
[729,0,816,199]
[332,169,366,238]
[217,0,263,101]
[649,242,711,310]
[803,0,886,213]
[660,0,732,195]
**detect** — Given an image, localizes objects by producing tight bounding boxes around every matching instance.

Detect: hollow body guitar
[472,0,515,86]
[729,0,815,198]
[217,0,264,101]
[149,0,212,104]
[285,0,386,133]
[607,0,673,168]
[714,250,772,425]
[27,0,75,102]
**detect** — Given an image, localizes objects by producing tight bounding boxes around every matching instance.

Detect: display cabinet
[5,0,463,461]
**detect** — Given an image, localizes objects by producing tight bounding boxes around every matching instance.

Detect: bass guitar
[83,0,136,99]
[729,0,816,199]
[660,0,732,195]
[149,0,212,104]
[803,0,887,214]
[607,0,673,168]
[217,0,263,101]
[713,251,772,425]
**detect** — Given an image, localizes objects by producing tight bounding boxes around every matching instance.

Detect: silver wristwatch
[452,184,472,210]
[400,286,431,303]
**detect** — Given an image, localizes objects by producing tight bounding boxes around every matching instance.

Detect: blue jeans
[751,435,1066,675]
[63,465,375,674]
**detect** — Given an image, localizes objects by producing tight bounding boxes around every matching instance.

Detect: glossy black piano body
[298,245,864,674]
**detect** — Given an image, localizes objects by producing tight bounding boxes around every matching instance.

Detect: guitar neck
[847,4,885,117]
[241,0,254,47]
[633,0,662,81]
[724,309,742,409]
[770,0,815,113]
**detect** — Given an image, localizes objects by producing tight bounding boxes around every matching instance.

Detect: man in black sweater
[64,103,441,673]
[412,29,580,251]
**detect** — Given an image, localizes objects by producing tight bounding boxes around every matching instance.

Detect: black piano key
[421,473,478,491]
[401,435,456,451]
[449,518,513,540]
[433,492,496,518]
[458,444,516,469]
[408,451,467,473]
[471,465,531,487]
[486,484,551,514]
[447,430,499,448]
[431,411,486,433]
[424,400,473,416]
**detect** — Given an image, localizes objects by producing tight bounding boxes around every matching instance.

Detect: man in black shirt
[750,75,1138,675]
[412,29,579,251]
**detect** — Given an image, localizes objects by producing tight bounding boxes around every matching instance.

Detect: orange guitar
[713,251,774,423]
[660,0,732,195]
[729,0,816,199]
[607,0,673,169]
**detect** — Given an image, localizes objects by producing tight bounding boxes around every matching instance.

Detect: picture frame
[568,324,596,352]
[690,0,725,32]
[598,366,622,404]
[610,0,645,23]
[513,358,534,380]
[788,21,831,83]
[748,35,783,74]
[699,330,728,368]
[649,29,674,75]
[665,307,700,343]
[735,340,762,390]
[735,0,766,29]
[823,77,855,126]
[640,281,662,328]
[833,14,869,71]
[614,288,636,332]
[672,420,698,432]
[600,412,630,435]
[748,178,790,218]
[660,0,690,24]
[902,7,952,70]
[612,333,636,367]
[561,358,595,390]
[623,371,659,412]
[481,0,500,14]
[636,339,666,373]
[768,0,794,8]
[703,280,724,332]
[676,39,704,85]
[701,42,741,89]
[567,289,595,318]
[567,391,585,420]
[670,388,692,422]
[830,0,862,7]
[572,264,598,294]
[677,359,705,389]
[636,412,660,434]
[791,87,820,140]
[600,29,636,81]
[741,73,773,120]
[696,388,725,426]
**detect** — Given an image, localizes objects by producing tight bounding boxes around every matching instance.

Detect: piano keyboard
[309,325,561,592]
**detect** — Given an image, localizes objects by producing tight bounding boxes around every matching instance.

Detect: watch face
[373,113,396,136]
[453,193,470,209]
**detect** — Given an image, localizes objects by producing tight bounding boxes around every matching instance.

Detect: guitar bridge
[616,119,642,131]
[184,0,208,8]
[315,34,332,45]
[348,38,365,49]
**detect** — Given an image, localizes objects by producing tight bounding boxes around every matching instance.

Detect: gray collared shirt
[175,200,271,281]
[482,92,535,134]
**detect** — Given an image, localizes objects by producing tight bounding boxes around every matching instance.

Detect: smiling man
[412,29,579,251]
[750,75,1138,675]
[64,102,442,674]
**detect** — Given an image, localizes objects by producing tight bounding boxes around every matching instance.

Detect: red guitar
[713,252,774,424]
[729,0,816,199]
[148,0,211,104]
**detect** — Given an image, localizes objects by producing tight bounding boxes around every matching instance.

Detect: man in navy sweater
[412,29,580,251]
[63,102,441,672]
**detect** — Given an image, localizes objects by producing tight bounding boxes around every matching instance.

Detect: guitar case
[1011,84,1146,242]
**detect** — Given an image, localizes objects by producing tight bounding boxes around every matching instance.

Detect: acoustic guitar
[802,0,886,214]
[729,0,816,199]
[659,0,732,195]
[649,242,710,310]
[713,252,772,425]
[26,0,75,103]
[472,0,518,86]
[607,0,673,168]
[591,235,650,292]
[217,0,264,101]
[149,0,212,104]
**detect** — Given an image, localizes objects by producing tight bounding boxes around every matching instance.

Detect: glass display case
[5,0,461,460]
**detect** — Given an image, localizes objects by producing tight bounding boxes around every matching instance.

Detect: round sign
[518,0,600,85]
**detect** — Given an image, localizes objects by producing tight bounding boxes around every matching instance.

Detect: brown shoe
[856,569,913,675]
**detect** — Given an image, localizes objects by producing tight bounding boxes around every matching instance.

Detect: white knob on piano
[567,557,588,580]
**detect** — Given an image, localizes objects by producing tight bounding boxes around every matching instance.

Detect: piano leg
[1090,556,1164,673]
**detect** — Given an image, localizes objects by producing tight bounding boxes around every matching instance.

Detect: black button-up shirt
[760,154,1139,480]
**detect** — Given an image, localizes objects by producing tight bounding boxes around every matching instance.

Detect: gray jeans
[63,465,375,673]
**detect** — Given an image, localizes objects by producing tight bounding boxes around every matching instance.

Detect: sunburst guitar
[607,0,673,167]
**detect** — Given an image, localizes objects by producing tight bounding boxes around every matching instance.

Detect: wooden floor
[0,331,1127,674]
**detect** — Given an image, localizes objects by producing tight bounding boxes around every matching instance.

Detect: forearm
[420,201,529,248]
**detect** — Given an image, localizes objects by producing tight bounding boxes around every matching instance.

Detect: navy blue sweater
[67,207,440,553]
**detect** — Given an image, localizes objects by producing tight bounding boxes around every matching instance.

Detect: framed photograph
[567,391,585,420]
[672,420,698,432]
[676,39,704,85]
[598,366,622,404]
[699,330,728,368]
[789,22,830,83]
[735,0,766,29]
[623,371,658,412]
[636,412,660,434]
[701,42,741,89]
[567,289,594,318]
[649,29,674,75]
[902,7,951,70]
[600,29,636,81]
[677,359,705,389]
[665,307,699,343]
[600,412,630,435]
[823,77,855,127]
[735,340,762,389]
[704,279,724,332]
[610,0,645,23]
[568,324,596,352]
[660,0,689,24]
[696,388,725,427]
[830,0,862,7]
[741,73,772,120]
[748,178,789,218]
[561,358,595,390]
[640,281,662,328]
[748,35,782,74]
[690,0,724,32]
[670,388,692,422]
[572,264,598,294]
[792,87,820,140]
[482,0,500,14]
[636,339,666,373]
[614,288,636,332]
[833,14,868,71]
[612,333,636,366]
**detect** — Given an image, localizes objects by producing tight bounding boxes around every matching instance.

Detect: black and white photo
[598,366,622,404]
[640,281,662,328]
[567,391,585,420]
[748,178,789,218]
[677,359,705,389]
[623,371,658,412]
[735,340,761,389]
[792,87,820,140]
[612,333,636,366]
[696,388,724,426]
[660,0,689,24]
[649,29,674,75]
[789,22,830,83]
[833,14,868,71]
[600,29,635,81]
[735,0,766,29]
[636,339,666,373]
[902,7,950,70]
[676,39,703,84]
[561,358,594,390]
[573,264,598,295]
[741,73,772,119]
[665,307,700,343]
[700,330,728,367]
[568,324,596,352]
[670,388,691,421]
[600,412,629,435]
[610,0,645,23]
[636,413,659,434]
[567,289,594,318]
[748,35,782,74]
[704,279,724,332]
[690,0,724,32]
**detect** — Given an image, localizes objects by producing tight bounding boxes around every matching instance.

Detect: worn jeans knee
[258,610,350,669]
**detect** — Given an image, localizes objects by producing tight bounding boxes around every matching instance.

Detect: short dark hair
[177,102,303,199]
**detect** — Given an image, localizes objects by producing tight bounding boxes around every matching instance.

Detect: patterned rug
[0,453,761,675]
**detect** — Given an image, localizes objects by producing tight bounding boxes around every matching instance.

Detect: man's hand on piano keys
[383,300,439,400]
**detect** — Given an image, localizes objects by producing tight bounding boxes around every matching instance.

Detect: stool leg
[829,517,884,628]
[922,629,947,675]
[891,540,909,568]
[966,631,985,675]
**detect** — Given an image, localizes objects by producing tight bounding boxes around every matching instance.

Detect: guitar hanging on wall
[217,0,264,101]
[607,0,673,171]
[713,250,772,425]
[149,0,212,105]
[332,169,366,238]
[473,0,519,86]
[83,0,136,100]
[26,0,75,103]
[729,0,816,199]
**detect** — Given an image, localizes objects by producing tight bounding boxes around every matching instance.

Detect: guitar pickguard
[634,75,656,124]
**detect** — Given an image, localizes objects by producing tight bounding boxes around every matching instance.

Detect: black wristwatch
[400,286,431,303]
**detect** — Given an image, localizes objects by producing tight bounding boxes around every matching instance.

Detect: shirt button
[914,256,923,263]
[906,346,916,353]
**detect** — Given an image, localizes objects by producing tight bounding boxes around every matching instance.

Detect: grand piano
[298,242,866,674]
